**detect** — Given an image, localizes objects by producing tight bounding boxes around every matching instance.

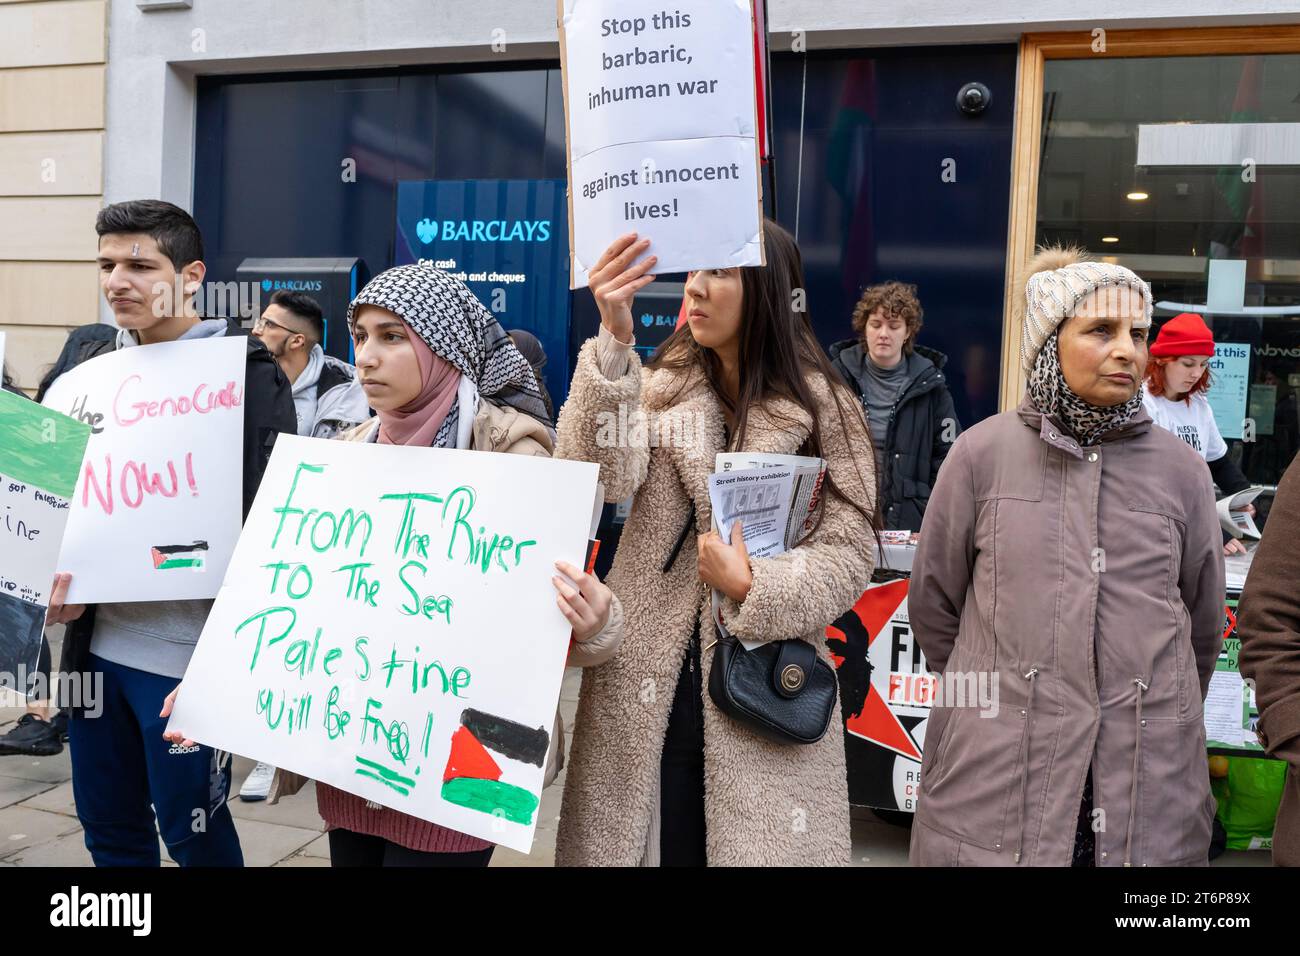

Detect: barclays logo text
[260,279,323,293]
[416,218,551,244]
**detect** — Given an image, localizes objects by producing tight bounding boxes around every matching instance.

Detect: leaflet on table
[1218,485,1265,540]
[714,452,825,552]
[875,530,920,573]
[1224,547,1254,593]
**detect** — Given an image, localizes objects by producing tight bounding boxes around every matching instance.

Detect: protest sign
[1207,342,1250,440]
[41,336,247,604]
[0,390,90,674]
[827,580,932,812]
[169,435,599,853]
[558,0,764,287]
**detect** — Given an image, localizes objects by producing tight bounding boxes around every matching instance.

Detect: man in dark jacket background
[830,281,960,530]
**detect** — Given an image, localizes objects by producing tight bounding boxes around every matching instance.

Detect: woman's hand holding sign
[554,561,613,643]
[590,232,657,344]
[45,573,85,626]
[159,684,196,748]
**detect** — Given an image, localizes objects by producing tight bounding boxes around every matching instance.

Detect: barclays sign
[416,218,552,244]
[396,179,570,407]
[260,278,324,293]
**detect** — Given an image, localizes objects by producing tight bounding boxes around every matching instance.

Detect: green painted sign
[0,390,90,499]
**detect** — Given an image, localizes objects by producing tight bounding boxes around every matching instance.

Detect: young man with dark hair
[252,289,369,442]
[43,199,297,866]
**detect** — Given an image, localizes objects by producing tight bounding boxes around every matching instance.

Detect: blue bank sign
[413,218,553,244]
[395,180,571,407]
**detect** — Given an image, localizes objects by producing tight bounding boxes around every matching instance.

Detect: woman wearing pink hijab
[164,265,623,867]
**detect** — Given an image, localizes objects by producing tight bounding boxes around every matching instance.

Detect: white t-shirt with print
[1142,384,1227,462]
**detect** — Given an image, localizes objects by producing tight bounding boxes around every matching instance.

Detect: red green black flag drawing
[441,708,548,825]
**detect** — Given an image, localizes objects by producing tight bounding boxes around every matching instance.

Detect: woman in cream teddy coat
[555,223,877,866]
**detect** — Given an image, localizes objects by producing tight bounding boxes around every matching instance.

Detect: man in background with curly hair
[830,281,960,530]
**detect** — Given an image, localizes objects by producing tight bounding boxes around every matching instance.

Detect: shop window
[1032,50,1300,486]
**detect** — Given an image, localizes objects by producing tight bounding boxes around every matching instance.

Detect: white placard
[169,435,599,853]
[0,392,91,674]
[41,336,246,604]
[559,0,763,287]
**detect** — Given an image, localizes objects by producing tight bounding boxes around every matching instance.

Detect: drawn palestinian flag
[442,708,548,825]
[150,540,209,571]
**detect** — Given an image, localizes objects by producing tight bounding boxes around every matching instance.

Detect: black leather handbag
[664,503,837,746]
[706,631,838,745]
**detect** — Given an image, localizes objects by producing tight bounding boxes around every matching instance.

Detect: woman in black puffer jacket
[829,281,960,531]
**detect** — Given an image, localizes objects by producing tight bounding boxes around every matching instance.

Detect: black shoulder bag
[663,501,837,745]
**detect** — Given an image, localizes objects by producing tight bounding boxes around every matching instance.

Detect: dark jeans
[328,829,495,868]
[660,625,707,866]
[70,654,242,867]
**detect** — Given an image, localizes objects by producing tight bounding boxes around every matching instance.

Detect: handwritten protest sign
[558,0,764,287]
[169,435,599,852]
[0,390,90,674]
[41,336,246,604]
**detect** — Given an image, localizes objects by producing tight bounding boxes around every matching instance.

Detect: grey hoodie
[290,344,370,439]
[90,319,230,679]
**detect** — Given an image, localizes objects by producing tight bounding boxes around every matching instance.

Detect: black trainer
[49,711,69,743]
[0,714,64,756]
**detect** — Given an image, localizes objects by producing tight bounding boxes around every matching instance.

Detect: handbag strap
[662,501,697,573]
[773,640,817,699]
[663,423,730,574]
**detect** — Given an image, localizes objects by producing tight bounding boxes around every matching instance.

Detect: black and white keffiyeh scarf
[346,264,551,447]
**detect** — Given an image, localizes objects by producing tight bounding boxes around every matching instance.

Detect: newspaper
[1218,485,1265,539]
[714,452,825,552]
[707,453,826,650]
[708,467,795,560]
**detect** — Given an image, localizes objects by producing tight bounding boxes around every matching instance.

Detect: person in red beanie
[1142,312,1253,555]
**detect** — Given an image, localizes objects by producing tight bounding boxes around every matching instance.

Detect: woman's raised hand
[589,233,657,344]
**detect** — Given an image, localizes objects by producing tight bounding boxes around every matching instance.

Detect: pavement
[0,636,1270,868]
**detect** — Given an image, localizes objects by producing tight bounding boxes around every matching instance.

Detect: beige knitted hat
[1018,247,1153,375]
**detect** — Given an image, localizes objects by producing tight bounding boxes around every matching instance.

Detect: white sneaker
[239,761,276,802]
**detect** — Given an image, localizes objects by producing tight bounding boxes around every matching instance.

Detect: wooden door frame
[999,26,1300,411]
